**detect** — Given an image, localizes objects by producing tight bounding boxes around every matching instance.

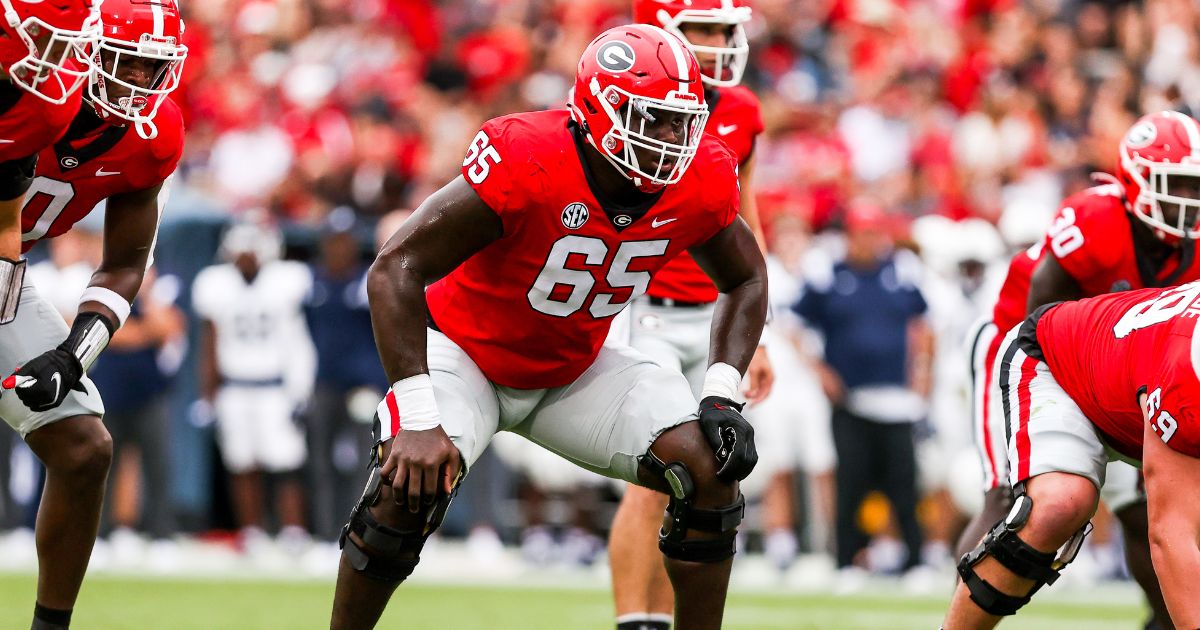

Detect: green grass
[0,573,1146,629]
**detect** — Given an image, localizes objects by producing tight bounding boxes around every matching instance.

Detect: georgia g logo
[597,41,636,73]
[1125,121,1157,149]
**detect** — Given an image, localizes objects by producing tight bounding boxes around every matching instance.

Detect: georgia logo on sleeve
[597,41,636,73]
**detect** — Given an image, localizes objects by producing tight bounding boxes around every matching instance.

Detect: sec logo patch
[562,203,589,229]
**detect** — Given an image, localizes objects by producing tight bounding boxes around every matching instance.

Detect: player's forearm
[83,266,144,326]
[1149,523,1200,626]
[0,198,21,261]
[707,275,768,374]
[366,252,430,384]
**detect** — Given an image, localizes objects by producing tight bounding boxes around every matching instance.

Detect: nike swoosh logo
[716,124,738,136]
[50,372,61,402]
[95,168,120,177]
[651,217,677,228]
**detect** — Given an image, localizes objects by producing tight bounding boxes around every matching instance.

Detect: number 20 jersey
[425,109,741,390]
[19,99,185,251]
[991,183,1200,334]
[1036,282,1200,460]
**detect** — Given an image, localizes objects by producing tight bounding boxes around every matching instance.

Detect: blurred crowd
[0,0,1193,585]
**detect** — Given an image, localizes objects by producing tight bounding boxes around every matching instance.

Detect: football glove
[697,396,758,483]
[5,348,83,412]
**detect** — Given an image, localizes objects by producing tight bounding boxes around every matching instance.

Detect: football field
[0,572,1145,629]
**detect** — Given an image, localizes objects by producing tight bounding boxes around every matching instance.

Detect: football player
[954,111,1200,628]
[612,3,771,627]
[0,1,184,628]
[945,280,1200,629]
[193,219,315,553]
[330,25,766,630]
[0,0,99,324]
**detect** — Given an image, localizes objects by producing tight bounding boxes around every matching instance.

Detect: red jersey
[426,109,741,389]
[1037,282,1200,460]
[20,99,185,251]
[991,183,1200,333]
[646,85,763,304]
[0,76,84,162]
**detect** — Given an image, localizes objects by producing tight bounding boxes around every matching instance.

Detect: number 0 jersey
[426,109,741,389]
[646,85,763,304]
[1036,282,1200,460]
[19,99,185,251]
[991,183,1200,334]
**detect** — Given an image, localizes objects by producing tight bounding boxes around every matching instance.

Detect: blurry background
[1,0,1190,624]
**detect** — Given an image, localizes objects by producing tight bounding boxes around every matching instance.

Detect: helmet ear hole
[584,100,598,116]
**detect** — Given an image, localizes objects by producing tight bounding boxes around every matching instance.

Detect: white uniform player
[192,226,315,474]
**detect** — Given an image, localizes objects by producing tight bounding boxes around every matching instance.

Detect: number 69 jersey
[425,109,740,390]
[1036,282,1200,461]
[18,99,185,251]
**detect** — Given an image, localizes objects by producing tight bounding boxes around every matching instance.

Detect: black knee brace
[338,460,454,583]
[957,493,1091,616]
[641,452,744,563]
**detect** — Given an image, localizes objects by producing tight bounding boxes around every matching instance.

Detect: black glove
[5,347,84,412]
[697,396,758,483]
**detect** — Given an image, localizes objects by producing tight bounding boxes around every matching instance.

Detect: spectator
[302,207,386,541]
[793,203,934,583]
[91,269,187,563]
[192,218,316,555]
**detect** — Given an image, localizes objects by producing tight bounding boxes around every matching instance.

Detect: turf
[0,573,1145,629]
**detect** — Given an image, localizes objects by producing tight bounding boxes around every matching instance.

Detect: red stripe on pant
[1015,355,1038,481]
[386,390,400,436]
[981,334,1002,488]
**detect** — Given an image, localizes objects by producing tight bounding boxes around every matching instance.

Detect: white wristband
[80,286,131,327]
[378,374,441,432]
[700,362,742,401]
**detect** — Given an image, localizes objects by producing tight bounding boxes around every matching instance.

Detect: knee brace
[957,493,1091,616]
[642,452,744,563]
[338,460,454,583]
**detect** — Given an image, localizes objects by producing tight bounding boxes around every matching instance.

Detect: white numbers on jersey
[1047,207,1085,259]
[528,235,669,318]
[463,131,502,185]
[20,177,77,242]
[1144,386,1179,444]
[1113,282,1200,338]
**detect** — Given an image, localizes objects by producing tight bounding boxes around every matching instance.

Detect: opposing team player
[331,25,766,630]
[193,220,315,554]
[0,0,99,323]
[954,111,1200,627]
[944,281,1200,628]
[0,1,185,627]
[612,3,770,627]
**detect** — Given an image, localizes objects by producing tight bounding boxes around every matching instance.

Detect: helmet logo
[1126,121,1157,149]
[597,41,636,73]
[561,203,590,229]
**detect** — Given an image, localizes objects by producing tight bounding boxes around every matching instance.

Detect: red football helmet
[633,0,751,87]
[88,0,186,140]
[1117,110,1200,242]
[568,24,709,192]
[0,0,99,103]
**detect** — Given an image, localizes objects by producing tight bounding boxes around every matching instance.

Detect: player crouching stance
[0,1,186,629]
[330,24,766,630]
[945,281,1200,629]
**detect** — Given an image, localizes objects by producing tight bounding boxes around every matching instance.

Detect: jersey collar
[568,120,664,232]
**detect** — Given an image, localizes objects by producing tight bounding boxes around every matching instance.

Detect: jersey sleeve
[702,141,741,240]
[461,117,535,233]
[1146,349,1200,458]
[146,99,186,186]
[190,267,220,320]
[1047,194,1124,282]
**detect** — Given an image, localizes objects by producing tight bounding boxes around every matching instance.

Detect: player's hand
[814,361,844,404]
[742,346,774,403]
[3,348,83,412]
[697,396,758,483]
[380,426,461,513]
